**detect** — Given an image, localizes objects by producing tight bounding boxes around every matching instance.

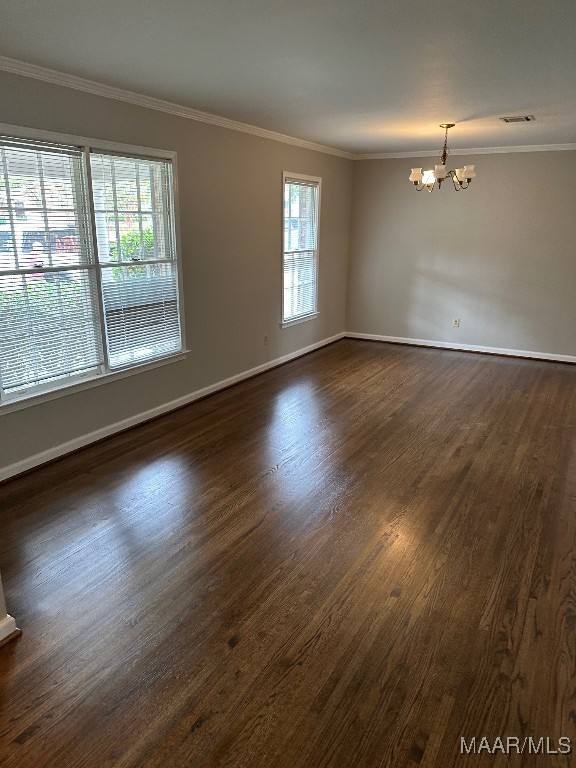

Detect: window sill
[280,312,319,329]
[0,351,189,415]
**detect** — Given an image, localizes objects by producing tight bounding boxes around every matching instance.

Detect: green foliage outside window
[0,279,90,383]
[109,228,155,279]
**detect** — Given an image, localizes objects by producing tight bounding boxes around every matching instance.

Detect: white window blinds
[0,138,103,396]
[283,176,320,323]
[90,153,181,369]
[0,133,183,404]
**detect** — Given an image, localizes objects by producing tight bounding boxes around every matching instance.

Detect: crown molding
[2,56,575,161]
[357,143,576,160]
[0,56,354,160]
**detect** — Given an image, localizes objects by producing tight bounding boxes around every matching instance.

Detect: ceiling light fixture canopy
[409,124,475,192]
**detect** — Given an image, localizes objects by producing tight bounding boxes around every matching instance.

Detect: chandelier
[409,124,476,191]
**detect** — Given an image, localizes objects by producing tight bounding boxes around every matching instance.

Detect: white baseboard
[0,333,345,483]
[0,614,18,644]
[345,332,576,364]
[3,330,573,482]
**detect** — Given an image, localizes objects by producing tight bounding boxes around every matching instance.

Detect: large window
[282,173,320,324]
[0,132,183,405]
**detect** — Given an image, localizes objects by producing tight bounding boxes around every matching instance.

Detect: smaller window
[282,173,321,324]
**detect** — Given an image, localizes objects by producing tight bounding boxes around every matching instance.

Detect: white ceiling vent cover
[500,115,535,123]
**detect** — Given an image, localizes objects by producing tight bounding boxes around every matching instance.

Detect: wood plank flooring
[1,339,576,767]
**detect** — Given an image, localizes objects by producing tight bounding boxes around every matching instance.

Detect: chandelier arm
[448,171,461,191]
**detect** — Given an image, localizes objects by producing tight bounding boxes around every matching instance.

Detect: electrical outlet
[453,318,460,328]
[264,335,269,345]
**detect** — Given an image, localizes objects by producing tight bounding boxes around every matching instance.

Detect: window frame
[281,171,321,328]
[0,123,187,414]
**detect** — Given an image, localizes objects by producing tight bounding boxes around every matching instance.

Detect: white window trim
[0,122,187,412]
[0,352,189,415]
[281,171,321,327]
[280,312,320,329]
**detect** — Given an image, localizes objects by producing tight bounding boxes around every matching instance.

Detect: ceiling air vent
[500,115,535,123]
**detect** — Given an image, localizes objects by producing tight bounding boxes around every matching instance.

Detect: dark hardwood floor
[1,339,576,767]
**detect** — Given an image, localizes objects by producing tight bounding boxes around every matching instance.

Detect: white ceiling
[2,0,576,155]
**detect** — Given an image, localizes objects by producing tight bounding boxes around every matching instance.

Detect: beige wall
[347,152,576,357]
[0,71,353,473]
